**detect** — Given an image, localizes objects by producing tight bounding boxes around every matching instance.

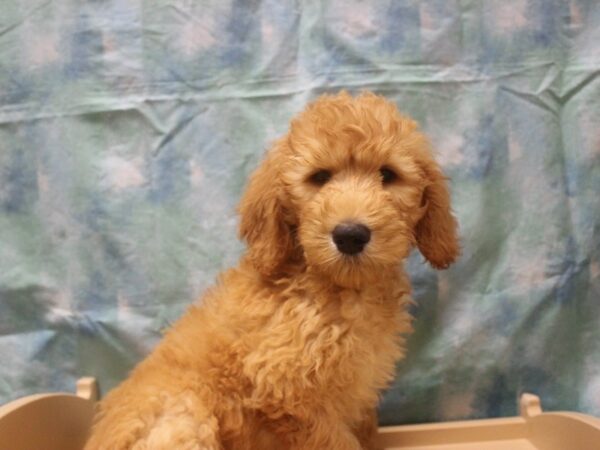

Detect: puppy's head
[239,92,459,287]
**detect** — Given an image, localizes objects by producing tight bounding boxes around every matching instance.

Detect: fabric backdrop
[1,0,599,425]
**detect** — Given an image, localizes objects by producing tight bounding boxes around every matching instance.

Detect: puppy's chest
[322,290,404,374]
[243,288,406,393]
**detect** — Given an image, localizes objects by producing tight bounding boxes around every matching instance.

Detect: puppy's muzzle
[332,223,371,255]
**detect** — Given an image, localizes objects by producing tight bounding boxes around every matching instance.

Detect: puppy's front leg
[353,409,379,450]
[288,417,362,450]
[85,381,222,450]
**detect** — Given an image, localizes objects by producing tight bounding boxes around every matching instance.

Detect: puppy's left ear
[415,157,460,270]
[238,139,296,277]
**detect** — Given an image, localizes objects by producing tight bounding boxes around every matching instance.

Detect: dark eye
[380,167,398,184]
[307,169,332,186]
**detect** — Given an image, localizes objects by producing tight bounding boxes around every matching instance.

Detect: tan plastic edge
[377,394,600,449]
[76,377,99,402]
[0,378,98,450]
[2,382,599,450]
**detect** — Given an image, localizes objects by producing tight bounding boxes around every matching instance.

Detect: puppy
[84,91,459,450]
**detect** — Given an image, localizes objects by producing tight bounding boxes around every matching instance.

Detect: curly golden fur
[84,92,459,450]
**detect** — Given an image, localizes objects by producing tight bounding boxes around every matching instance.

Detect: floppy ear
[415,158,460,270]
[238,139,296,277]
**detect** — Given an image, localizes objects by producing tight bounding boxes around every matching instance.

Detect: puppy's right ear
[238,139,295,277]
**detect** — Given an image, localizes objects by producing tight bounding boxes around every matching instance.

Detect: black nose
[332,223,371,255]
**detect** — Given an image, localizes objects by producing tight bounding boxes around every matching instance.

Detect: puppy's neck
[305,264,407,296]
[240,254,407,299]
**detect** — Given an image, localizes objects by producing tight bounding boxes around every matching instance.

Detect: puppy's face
[239,93,459,287]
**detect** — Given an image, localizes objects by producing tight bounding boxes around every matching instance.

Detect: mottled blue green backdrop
[1,0,599,425]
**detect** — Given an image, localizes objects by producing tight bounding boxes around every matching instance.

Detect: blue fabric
[0,0,599,425]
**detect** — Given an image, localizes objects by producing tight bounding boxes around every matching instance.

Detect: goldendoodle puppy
[85,92,459,450]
